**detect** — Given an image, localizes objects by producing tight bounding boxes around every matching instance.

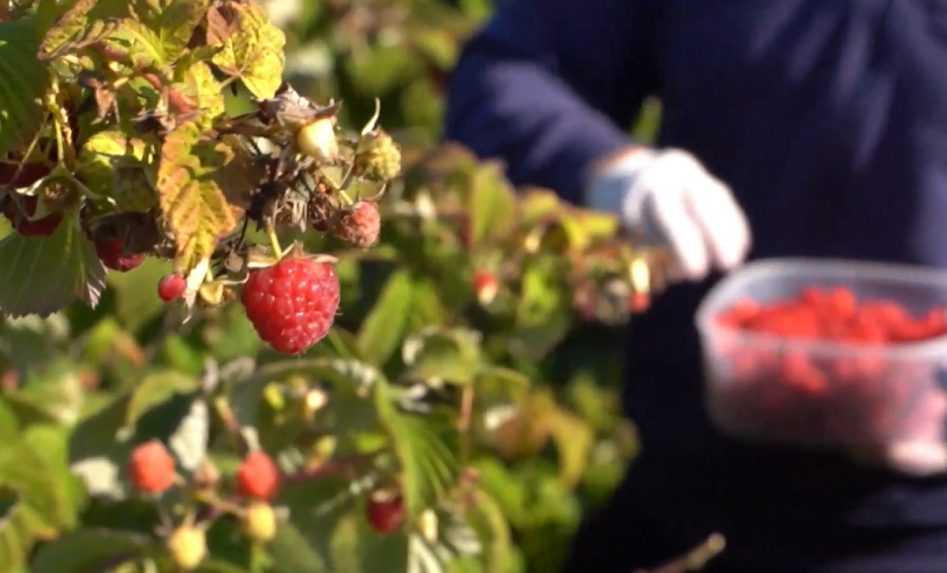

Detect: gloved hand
[585,147,752,281]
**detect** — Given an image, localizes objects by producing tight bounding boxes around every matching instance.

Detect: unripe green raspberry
[356,131,401,181]
[242,501,278,543]
[166,525,206,570]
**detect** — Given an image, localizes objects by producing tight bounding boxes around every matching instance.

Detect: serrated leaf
[124,370,199,431]
[173,59,226,128]
[157,122,240,273]
[107,19,168,69]
[468,164,516,247]
[0,19,50,158]
[37,0,97,60]
[375,381,459,518]
[77,130,156,212]
[210,2,285,99]
[0,212,107,317]
[138,0,208,58]
[107,0,207,69]
[29,528,151,573]
[358,271,414,366]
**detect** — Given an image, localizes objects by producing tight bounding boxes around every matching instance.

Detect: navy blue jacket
[447,1,947,570]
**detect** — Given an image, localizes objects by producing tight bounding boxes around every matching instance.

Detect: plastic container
[696,258,947,448]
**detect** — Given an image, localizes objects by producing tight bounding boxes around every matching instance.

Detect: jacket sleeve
[444,0,660,204]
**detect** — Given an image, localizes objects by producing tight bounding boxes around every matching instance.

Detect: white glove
[585,147,752,281]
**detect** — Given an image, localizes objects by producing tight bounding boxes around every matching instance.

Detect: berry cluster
[127,443,283,570]
[710,287,947,445]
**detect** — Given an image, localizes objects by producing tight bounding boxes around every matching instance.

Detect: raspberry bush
[0,1,686,572]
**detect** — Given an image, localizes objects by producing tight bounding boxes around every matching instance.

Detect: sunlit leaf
[210,2,286,99]
[157,122,240,273]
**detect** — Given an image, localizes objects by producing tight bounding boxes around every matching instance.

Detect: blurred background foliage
[0,1,666,572]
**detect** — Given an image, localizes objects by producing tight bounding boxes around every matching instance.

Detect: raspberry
[1,195,62,236]
[332,201,381,248]
[355,130,402,181]
[366,489,405,534]
[241,255,340,355]
[242,501,277,542]
[96,238,145,272]
[129,440,176,494]
[166,524,206,570]
[473,270,498,306]
[158,274,186,302]
[627,291,651,313]
[236,451,280,500]
[296,117,339,163]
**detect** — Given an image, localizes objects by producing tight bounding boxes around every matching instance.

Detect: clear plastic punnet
[696,258,947,448]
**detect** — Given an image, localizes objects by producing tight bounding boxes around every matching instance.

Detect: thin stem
[266,224,283,258]
[458,386,475,462]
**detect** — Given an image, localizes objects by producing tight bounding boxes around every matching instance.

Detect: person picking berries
[447,2,947,571]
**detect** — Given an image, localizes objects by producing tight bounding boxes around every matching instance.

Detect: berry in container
[695,258,947,448]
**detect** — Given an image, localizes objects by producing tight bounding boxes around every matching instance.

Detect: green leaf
[124,370,199,432]
[6,360,85,427]
[210,2,286,99]
[465,490,522,573]
[29,528,151,573]
[374,381,459,518]
[329,511,408,573]
[0,399,18,442]
[0,426,86,569]
[268,521,329,573]
[357,271,414,366]
[468,164,516,247]
[0,18,49,158]
[0,211,107,317]
[402,328,482,386]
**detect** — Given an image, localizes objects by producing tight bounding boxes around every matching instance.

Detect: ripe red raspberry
[129,440,176,494]
[236,451,280,500]
[158,274,187,302]
[332,201,381,248]
[473,270,498,306]
[366,489,405,534]
[241,256,340,355]
[96,238,145,272]
[1,195,62,236]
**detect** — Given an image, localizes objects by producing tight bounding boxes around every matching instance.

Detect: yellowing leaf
[173,59,225,128]
[107,0,208,69]
[108,19,168,69]
[211,2,286,99]
[157,123,240,273]
[77,130,157,212]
